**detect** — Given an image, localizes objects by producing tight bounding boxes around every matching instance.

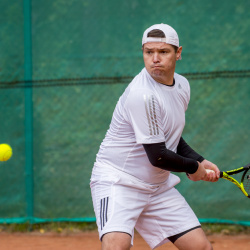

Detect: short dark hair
[146,29,178,52]
[147,29,165,38]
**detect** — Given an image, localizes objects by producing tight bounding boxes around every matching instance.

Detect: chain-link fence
[0,0,249,225]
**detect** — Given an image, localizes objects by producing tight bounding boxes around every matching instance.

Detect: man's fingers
[205,169,219,182]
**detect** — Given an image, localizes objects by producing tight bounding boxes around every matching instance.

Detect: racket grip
[206,169,215,173]
[206,169,221,178]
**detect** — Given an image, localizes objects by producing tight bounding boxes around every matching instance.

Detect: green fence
[0,0,249,225]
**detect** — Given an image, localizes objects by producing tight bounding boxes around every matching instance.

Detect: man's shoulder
[174,72,190,91]
[174,72,189,84]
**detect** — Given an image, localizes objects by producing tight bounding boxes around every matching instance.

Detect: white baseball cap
[142,23,180,47]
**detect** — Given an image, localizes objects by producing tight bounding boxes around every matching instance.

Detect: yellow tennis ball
[0,144,12,161]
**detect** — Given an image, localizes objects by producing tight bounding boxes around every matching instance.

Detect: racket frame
[220,164,250,198]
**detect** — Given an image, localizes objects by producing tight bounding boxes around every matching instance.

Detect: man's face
[143,42,182,85]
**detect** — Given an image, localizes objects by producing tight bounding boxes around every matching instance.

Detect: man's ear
[176,46,182,61]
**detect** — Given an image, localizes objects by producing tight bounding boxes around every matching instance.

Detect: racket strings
[243,169,250,194]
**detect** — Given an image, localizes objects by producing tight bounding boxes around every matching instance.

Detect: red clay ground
[1,231,249,250]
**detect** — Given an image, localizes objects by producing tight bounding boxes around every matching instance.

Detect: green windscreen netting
[0,0,249,225]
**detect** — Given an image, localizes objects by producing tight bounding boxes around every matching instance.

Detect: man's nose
[153,53,160,63]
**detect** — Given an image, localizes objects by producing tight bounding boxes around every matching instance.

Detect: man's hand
[200,159,220,182]
[187,162,207,181]
[187,160,220,182]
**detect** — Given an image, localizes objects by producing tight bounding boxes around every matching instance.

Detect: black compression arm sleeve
[143,142,198,174]
[177,137,205,163]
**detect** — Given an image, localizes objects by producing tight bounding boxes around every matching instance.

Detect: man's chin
[151,70,164,77]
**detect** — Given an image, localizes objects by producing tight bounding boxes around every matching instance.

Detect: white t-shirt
[95,67,190,184]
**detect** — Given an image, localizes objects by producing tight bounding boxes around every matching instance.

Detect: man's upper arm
[124,89,165,144]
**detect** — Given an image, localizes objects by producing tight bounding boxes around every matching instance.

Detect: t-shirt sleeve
[124,89,165,144]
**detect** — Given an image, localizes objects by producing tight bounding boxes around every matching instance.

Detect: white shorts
[90,164,200,249]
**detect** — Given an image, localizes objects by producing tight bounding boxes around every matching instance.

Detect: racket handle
[206,169,222,178]
[206,169,215,173]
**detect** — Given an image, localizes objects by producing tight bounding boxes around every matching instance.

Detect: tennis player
[90,23,220,250]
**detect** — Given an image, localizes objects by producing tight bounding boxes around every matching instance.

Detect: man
[90,23,220,250]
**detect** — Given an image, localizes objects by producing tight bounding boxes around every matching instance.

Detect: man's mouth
[152,65,162,68]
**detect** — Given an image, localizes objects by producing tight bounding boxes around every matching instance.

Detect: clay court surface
[1,231,249,250]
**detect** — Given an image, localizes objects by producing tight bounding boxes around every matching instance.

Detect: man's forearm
[143,142,199,174]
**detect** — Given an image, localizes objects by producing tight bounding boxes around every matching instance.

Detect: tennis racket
[219,163,250,198]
